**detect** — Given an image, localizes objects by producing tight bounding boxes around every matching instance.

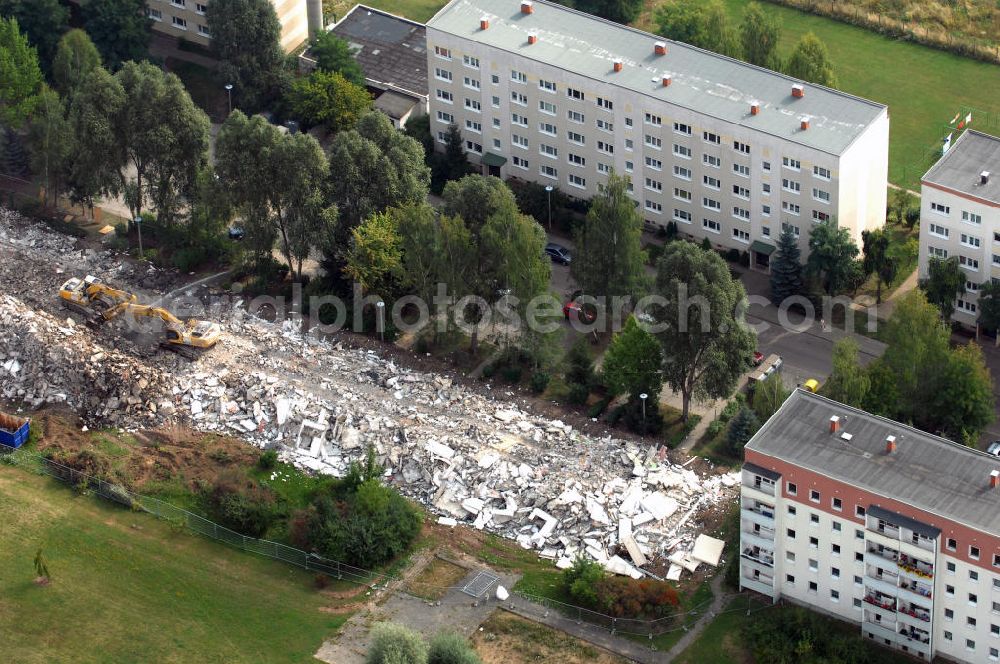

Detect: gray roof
[426,0,886,155]
[923,130,1000,205]
[746,390,1000,536]
[374,89,422,119]
[330,4,427,98]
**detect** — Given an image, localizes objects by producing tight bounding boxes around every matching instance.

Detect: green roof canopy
[750,240,776,256]
[481,152,507,167]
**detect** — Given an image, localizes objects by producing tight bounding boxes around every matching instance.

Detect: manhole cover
[461,570,500,598]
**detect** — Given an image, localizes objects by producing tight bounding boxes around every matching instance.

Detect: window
[787,482,797,495]
[172,16,187,29]
[196,3,208,13]
[568,174,586,189]
[946,608,955,620]
[808,559,818,571]
[493,118,500,129]
[511,70,527,84]
[788,505,797,515]
[762,183,771,194]
[539,164,558,179]
[643,112,662,126]
[512,134,528,149]
[644,177,663,192]
[704,176,720,190]
[171,0,186,6]
[464,140,482,154]
[673,188,692,202]
[734,141,750,154]
[994,554,1000,568]
[786,551,796,562]
[703,131,721,144]
[567,87,584,100]
[812,210,830,223]
[491,74,499,85]
[624,138,634,151]
[971,618,980,629]
[963,234,984,249]
[568,153,586,167]
[568,110,585,123]
[809,536,818,548]
[854,552,863,562]
[510,91,527,106]
[703,218,721,233]
[625,117,633,127]
[644,200,663,214]
[809,489,820,502]
[929,246,948,259]
[538,79,556,93]
[597,140,614,154]
[434,46,452,60]
[831,589,840,601]
[855,505,866,518]
[463,55,479,69]
[673,165,691,180]
[947,538,958,551]
[493,138,501,150]
[782,156,801,170]
[491,95,500,108]
[931,202,950,215]
[597,162,611,175]
[947,561,956,573]
[787,574,796,584]
[646,156,663,170]
[783,202,801,215]
[465,120,481,133]
[972,570,981,581]
[733,185,750,199]
[969,639,977,651]
[148,8,162,20]
[436,89,453,103]
[597,119,614,132]
[782,179,801,193]
[812,188,830,203]
[703,197,721,211]
[596,96,613,110]
[762,226,771,237]
[539,143,558,158]
[197,24,210,36]
[538,122,557,136]
[929,223,949,238]
[673,144,691,159]
[733,207,750,221]
[833,543,841,555]
[762,161,771,172]
[704,154,720,168]
[945,631,953,641]
[436,131,447,144]
[463,76,480,90]
[808,581,818,592]
[991,647,999,660]
[733,228,750,243]
[465,98,481,112]
[539,100,556,115]
[960,255,980,271]
[512,156,529,170]
[813,165,831,180]
[511,113,528,127]
[964,211,983,225]
[567,131,585,145]
[973,546,982,560]
[782,222,801,238]
[733,163,750,178]
[674,209,692,223]
[673,122,691,135]
[810,513,820,524]
[853,598,862,608]
[645,135,662,149]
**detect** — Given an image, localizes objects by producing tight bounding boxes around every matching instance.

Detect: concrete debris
[0,207,741,578]
[496,585,509,601]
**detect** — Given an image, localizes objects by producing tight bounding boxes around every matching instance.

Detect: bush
[567,383,590,406]
[725,248,741,263]
[365,622,428,664]
[203,471,283,538]
[563,556,604,607]
[706,419,725,439]
[481,362,496,379]
[586,395,611,418]
[258,449,278,471]
[529,370,550,394]
[645,243,663,266]
[562,556,679,620]
[619,397,664,436]
[427,632,481,664]
[500,365,523,384]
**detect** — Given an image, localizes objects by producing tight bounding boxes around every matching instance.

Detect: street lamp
[134,215,143,259]
[545,185,553,230]
[224,84,233,114]
[639,393,648,433]
[375,300,386,343]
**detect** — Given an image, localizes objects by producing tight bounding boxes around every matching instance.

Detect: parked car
[987,441,1000,457]
[563,300,596,324]
[228,226,245,240]
[545,242,572,265]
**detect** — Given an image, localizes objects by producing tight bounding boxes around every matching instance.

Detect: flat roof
[330,4,427,98]
[427,0,886,155]
[923,130,1000,205]
[746,390,1000,536]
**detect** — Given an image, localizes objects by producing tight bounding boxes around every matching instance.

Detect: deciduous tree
[441,174,517,236]
[751,372,789,423]
[344,211,403,298]
[806,219,860,295]
[26,85,73,207]
[821,339,870,408]
[0,0,68,71]
[0,16,42,128]
[559,0,644,24]
[785,32,837,87]
[769,227,803,304]
[921,256,966,320]
[80,0,150,70]
[861,228,897,303]
[308,31,364,86]
[365,623,427,664]
[207,0,287,111]
[65,66,124,211]
[978,279,1000,342]
[740,2,781,69]
[602,316,663,399]
[654,0,739,57]
[52,29,102,96]
[288,70,371,132]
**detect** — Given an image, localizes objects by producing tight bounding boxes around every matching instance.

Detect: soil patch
[406,557,469,601]
[472,610,627,664]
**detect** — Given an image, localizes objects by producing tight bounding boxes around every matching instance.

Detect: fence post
[577,607,582,625]
[213,522,218,540]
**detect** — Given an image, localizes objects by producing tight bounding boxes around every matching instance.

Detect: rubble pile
[0,207,739,577]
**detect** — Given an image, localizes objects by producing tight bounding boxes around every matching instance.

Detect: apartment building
[919,130,1000,328]
[69,0,313,53]
[424,0,889,265]
[741,389,1000,663]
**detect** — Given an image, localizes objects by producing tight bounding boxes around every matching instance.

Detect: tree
[653,242,757,421]
[344,211,403,298]
[888,187,913,225]
[309,31,364,85]
[114,61,211,223]
[726,407,760,456]
[806,220,860,295]
[978,279,1000,341]
[365,622,428,664]
[751,372,789,423]
[80,0,150,70]
[427,633,481,664]
[561,0,644,24]
[571,172,646,306]
[26,85,72,207]
[52,29,102,96]
[442,123,470,182]
[740,2,781,69]
[785,32,837,87]
[602,316,663,399]
[702,1,741,58]
[216,111,334,281]
[931,343,994,445]
[288,70,372,133]
[65,67,123,211]
[769,227,803,304]
[0,0,68,71]
[33,547,50,583]
[565,337,595,404]
[861,228,897,303]
[821,339,870,408]
[441,174,517,236]
[0,16,42,128]
[921,256,966,320]
[207,0,287,111]
[655,0,738,57]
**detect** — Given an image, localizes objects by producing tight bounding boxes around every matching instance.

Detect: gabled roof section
[330,4,428,98]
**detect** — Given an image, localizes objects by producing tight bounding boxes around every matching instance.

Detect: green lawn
[0,467,349,664]
[326,0,446,23]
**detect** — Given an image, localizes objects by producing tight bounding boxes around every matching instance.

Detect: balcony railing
[864,594,897,612]
[897,626,931,645]
[897,603,931,623]
[741,502,775,519]
[898,580,933,601]
[897,553,933,579]
[866,546,899,564]
[870,523,901,539]
[863,609,896,627]
[741,547,774,567]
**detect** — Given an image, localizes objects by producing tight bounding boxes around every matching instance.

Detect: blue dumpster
[0,413,29,449]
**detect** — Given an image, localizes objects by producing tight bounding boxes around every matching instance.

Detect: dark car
[228,226,245,240]
[545,242,572,265]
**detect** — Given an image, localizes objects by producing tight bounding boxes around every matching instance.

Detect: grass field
[325,0,445,23]
[0,467,348,664]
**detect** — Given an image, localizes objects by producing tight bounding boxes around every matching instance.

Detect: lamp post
[545,185,553,230]
[225,84,233,115]
[639,393,648,434]
[134,215,143,259]
[375,300,385,343]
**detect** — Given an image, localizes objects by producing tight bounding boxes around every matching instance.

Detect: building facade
[425,0,889,264]
[741,389,1000,663]
[918,130,1000,328]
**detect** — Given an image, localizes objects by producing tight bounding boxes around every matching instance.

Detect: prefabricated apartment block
[425,0,889,265]
[919,130,1000,328]
[741,389,1000,663]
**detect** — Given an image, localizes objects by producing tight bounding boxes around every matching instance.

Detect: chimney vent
[613,59,623,72]
[521,1,534,14]
[654,41,667,56]
[480,17,489,30]
[991,469,1000,488]
[800,117,810,131]
[661,74,672,87]
[527,32,538,45]
[982,171,991,185]
[750,102,760,116]
[829,415,840,434]
[885,435,897,454]
[792,84,805,98]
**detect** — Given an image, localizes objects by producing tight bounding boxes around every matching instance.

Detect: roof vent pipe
[983,171,992,185]
[661,74,672,87]
[750,102,760,116]
[654,42,667,56]
[801,118,810,130]
[527,33,537,45]
[885,436,897,454]
[829,415,840,434]
[613,59,623,72]
[792,84,805,98]
[991,470,1000,488]
[480,17,489,30]
[521,1,534,14]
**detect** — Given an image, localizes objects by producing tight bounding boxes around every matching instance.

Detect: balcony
[742,526,776,550]
[864,593,897,613]
[741,545,774,567]
[741,502,775,529]
[741,574,775,597]
[896,602,931,627]
[896,554,933,581]
[899,532,935,555]
[864,608,896,628]
[863,621,898,644]
[864,575,898,598]
[897,625,931,648]
[868,521,901,539]
[865,546,899,568]
[897,580,933,605]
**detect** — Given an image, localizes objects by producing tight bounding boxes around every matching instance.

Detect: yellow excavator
[59,275,137,326]
[58,276,222,358]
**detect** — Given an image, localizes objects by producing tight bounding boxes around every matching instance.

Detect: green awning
[750,240,776,256]
[481,152,507,167]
